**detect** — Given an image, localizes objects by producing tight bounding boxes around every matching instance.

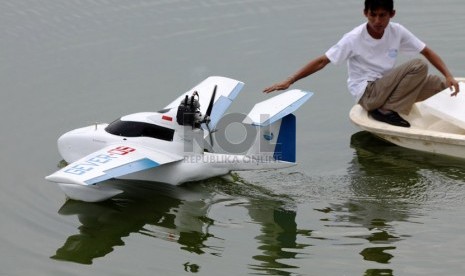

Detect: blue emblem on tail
[263,132,274,141]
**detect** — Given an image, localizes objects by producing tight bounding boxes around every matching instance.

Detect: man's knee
[410,58,428,76]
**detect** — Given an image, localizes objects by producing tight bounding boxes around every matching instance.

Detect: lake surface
[1,0,465,275]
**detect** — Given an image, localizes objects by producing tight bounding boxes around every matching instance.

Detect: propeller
[203,85,217,148]
[205,85,217,120]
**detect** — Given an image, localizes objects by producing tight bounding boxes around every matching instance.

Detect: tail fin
[243,89,313,163]
[273,114,296,162]
[246,113,296,162]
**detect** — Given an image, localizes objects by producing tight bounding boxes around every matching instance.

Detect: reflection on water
[50,132,465,274]
[51,177,308,274]
[338,131,465,275]
[350,131,465,175]
[201,176,312,275]
[52,180,214,265]
[349,131,465,203]
[248,203,305,274]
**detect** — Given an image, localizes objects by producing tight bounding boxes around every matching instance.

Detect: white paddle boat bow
[46,76,313,202]
[350,78,465,159]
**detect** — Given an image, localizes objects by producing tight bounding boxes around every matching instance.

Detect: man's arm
[421,46,460,95]
[263,55,331,94]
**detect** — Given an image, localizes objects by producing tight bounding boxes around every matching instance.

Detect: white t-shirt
[325,22,426,102]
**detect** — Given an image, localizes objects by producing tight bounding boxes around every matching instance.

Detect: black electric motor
[176,92,201,128]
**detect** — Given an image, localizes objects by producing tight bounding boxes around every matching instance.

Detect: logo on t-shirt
[388,49,398,58]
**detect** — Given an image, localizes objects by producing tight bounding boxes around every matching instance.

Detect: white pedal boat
[350,79,465,159]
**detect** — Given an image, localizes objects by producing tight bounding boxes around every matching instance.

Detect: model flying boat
[46,76,313,202]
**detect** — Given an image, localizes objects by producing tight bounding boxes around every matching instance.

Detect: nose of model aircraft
[57,124,107,163]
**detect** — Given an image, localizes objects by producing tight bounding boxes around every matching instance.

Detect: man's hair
[364,0,394,12]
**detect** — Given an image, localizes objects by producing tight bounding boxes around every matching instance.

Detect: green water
[1,0,465,275]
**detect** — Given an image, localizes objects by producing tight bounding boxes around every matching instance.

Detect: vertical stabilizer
[245,114,296,163]
[273,114,296,162]
[243,89,312,163]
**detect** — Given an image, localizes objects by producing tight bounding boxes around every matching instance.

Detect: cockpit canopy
[105,119,174,141]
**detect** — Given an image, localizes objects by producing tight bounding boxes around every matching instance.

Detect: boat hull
[58,183,123,202]
[350,104,465,159]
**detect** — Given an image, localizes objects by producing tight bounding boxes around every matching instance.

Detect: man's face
[364,8,396,38]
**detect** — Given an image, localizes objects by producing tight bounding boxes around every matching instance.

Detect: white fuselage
[57,110,291,186]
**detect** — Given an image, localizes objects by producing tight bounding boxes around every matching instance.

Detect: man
[264,0,460,128]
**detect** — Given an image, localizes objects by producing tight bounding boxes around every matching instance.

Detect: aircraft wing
[164,76,244,130]
[46,144,183,186]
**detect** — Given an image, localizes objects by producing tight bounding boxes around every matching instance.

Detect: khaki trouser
[358,58,446,114]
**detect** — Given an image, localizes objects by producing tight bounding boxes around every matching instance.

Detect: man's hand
[447,76,460,96]
[263,77,294,94]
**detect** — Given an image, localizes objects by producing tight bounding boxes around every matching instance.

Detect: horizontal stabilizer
[46,144,183,186]
[243,89,313,126]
